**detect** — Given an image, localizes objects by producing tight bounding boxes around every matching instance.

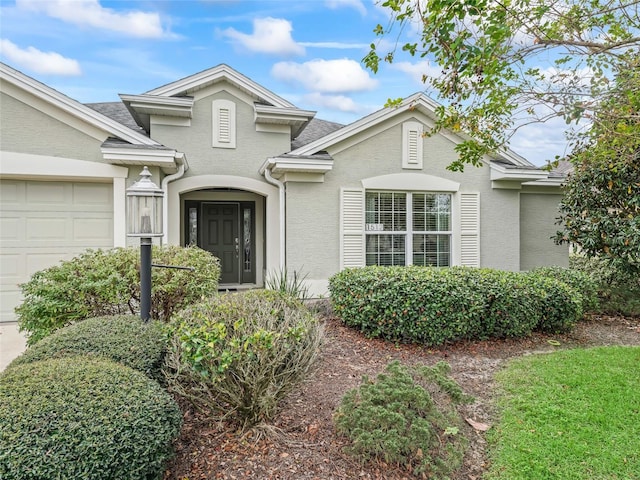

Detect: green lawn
[486,346,640,480]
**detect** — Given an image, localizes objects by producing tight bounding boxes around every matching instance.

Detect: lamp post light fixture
[126,166,164,321]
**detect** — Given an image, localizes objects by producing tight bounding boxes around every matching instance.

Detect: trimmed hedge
[8,315,167,381]
[16,245,220,345]
[530,265,600,313]
[0,356,182,480]
[328,266,583,346]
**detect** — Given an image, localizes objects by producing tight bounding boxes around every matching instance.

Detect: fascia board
[144,64,295,109]
[254,104,316,124]
[119,94,194,117]
[490,162,548,181]
[0,62,159,146]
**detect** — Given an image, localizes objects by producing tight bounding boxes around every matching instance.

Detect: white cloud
[303,92,362,113]
[299,41,369,49]
[221,17,305,56]
[271,58,378,93]
[392,59,442,86]
[324,0,368,16]
[0,39,81,75]
[15,0,169,39]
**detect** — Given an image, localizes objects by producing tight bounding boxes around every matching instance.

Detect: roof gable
[144,64,295,108]
[0,62,159,147]
[290,92,535,168]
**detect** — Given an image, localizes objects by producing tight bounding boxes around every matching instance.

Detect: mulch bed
[164,312,640,480]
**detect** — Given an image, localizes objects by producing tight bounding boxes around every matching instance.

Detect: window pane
[365,234,405,266]
[413,234,451,267]
[412,193,451,232]
[365,192,406,231]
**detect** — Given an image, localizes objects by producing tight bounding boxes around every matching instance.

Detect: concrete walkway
[0,323,27,371]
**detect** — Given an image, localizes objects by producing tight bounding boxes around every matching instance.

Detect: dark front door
[202,203,240,284]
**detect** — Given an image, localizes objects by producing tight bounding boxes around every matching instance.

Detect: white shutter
[459,192,480,267]
[340,188,365,268]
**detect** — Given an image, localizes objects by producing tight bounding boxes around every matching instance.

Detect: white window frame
[365,191,453,267]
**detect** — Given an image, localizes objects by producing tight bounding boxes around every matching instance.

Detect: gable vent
[212,99,236,149]
[402,121,423,169]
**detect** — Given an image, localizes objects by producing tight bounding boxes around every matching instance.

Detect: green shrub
[570,255,640,316]
[0,357,182,480]
[265,268,310,300]
[530,265,599,313]
[8,315,167,381]
[165,290,324,430]
[16,245,220,345]
[334,360,471,478]
[329,266,584,346]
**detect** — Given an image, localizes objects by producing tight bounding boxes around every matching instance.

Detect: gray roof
[86,101,341,152]
[292,118,344,150]
[85,102,148,136]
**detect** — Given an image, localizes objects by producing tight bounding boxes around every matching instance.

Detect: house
[0,62,568,322]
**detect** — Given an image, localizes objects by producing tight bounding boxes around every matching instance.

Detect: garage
[0,179,115,323]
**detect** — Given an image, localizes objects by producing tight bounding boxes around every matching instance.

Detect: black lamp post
[126,166,164,321]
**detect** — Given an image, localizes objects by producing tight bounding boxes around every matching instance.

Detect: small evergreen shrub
[334,360,471,478]
[329,266,584,346]
[165,290,324,430]
[16,245,220,345]
[8,315,167,381]
[570,255,640,316]
[0,357,182,480]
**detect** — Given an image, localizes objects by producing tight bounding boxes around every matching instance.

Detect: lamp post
[126,166,164,321]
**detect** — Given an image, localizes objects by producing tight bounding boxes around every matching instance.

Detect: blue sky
[0,0,571,165]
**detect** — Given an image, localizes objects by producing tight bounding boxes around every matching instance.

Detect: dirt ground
[163,309,640,480]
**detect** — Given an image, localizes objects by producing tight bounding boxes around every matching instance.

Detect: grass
[486,346,640,480]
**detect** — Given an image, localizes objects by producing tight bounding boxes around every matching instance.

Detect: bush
[570,255,640,316]
[8,315,167,381]
[0,357,182,480]
[329,266,584,346]
[530,265,599,313]
[16,245,220,345]
[165,290,324,430]
[334,360,471,478]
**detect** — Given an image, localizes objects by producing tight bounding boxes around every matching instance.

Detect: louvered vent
[402,122,423,169]
[212,99,236,149]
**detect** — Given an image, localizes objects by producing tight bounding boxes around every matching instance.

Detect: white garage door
[0,179,114,323]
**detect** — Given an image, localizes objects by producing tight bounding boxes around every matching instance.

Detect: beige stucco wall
[0,92,106,163]
[519,191,568,269]
[150,89,290,182]
[284,113,529,293]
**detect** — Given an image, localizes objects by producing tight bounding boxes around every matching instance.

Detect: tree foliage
[365,0,640,170]
[555,63,640,275]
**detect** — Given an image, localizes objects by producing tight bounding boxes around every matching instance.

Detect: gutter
[161,152,188,245]
[259,158,286,270]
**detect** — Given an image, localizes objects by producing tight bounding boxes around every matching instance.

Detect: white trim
[361,173,460,192]
[0,151,128,180]
[145,64,295,108]
[1,62,159,146]
[100,146,178,170]
[290,93,536,169]
[167,175,281,277]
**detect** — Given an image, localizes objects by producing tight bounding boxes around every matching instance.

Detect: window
[365,191,451,267]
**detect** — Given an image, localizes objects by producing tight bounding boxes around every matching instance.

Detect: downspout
[260,158,286,270]
[161,152,188,245]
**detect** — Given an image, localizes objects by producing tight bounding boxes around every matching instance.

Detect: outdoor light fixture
[126,166,164,321]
